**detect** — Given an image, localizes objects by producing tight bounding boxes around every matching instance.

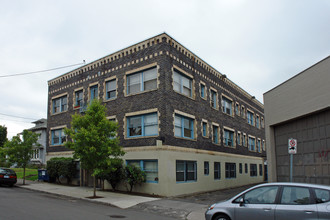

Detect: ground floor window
[176,160,197,182]
[32,149,40,159]
[214,162,221,180]
[204,161,209,175]
[126,160,158,183]
[259,164,263,176]
[225,163,236,179]
[250,164,257,177]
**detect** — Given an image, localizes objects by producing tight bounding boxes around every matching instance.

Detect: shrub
[47,157,77,184]
[125,164,146,193]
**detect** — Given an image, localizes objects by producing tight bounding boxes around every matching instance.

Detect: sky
[0,0,329,139]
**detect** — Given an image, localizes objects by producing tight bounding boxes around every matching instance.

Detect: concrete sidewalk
[16,180,206,220]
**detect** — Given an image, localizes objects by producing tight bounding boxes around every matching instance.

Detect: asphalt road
[0,186,176,220]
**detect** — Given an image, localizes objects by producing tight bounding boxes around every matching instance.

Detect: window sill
[174,136,197,142]
[173,90,195,100]
[104,97,117,103]
[51,110,68,116]
[125,135,159,140]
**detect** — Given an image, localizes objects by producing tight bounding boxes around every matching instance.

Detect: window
[250,164,257,176]
[259,164,263,176]
[108,117,117,139]
[176,160,197,182]
[222,96,232,115]
[280,187,311,205]
[51,128,66,145]
[239,163,243,174]
[257,139,261,152]
[238,186,279,204]
[210,90,217,109]
[105,79,116,100]
[235,103,240,115]
[237,132,241,145]
[127,160,158,183]
[212,125,219,144]
[127,113,158,138]
[261,117,264,128]
[52,95,67,114]
[249,137,256,151]
[247,110,254,125]
[315,188,330,203]
[173,69,192,97]
[174,114,194,139]
[224,129,234,147]
[200,83,206,99]
[256,115,260,128]
[262,140,266,151]
[204,161,209,175]
[90,85,98,101]
[214,162,221,180]
[32,149,40,159]
[75,90,83,107]
[202,121,208,137]
[243,134,246,147]
[241,106,245,118]
[127,67,157,95]
[225,163,236,179]
[245,163,248,174]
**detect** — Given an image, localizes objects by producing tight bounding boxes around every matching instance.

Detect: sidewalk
[16,179,206,220]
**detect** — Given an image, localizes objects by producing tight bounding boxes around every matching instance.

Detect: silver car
[205,182,330,220]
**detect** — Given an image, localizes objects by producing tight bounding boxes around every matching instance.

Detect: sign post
[288,138,297,182]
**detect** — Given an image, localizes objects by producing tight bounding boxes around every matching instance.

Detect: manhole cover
[109,215,126,219]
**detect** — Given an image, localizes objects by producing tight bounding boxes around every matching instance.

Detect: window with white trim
[75,90,83,107]
[247,110,254,126]
[235,103,240,115]
[51,128,66,145]
[237,132,241,146]
[52,95,67,114]
[212,125,219,144]
[127,113,158,138]
[222,96,232,115]
[204,161,209,175]
[173,69,192,97]
[127,67,157,95]
[202,121,208,137]
[176,160,197,182]
[256,115,260,128]
[105,79,117,100]
[210,89,217,109]
[174,114,194,139]
[200,83,206,99]
[224,129,234,147]
[257,139,262,152]
[90,85,98,101]
[248,136,256,151]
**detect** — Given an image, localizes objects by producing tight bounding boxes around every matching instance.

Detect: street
[0,186,176,220]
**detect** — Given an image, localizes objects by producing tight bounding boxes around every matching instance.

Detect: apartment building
[47,33,266,196]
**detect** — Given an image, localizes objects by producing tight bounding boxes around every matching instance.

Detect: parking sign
[288,138,297,154]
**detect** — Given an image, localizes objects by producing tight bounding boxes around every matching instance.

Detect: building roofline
[264,55,330,96]
[48,33,263,108]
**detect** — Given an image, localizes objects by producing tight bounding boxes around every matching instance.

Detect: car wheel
[213,214,230,220]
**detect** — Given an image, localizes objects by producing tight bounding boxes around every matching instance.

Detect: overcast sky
[1,0,329,139]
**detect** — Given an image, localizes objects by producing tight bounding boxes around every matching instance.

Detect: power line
[0,61,86,78]
[0,112,38,121]
[0,117,34,124]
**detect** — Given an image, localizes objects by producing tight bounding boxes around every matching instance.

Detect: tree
[0,125,8,166]
[125,164,146,193]
[65,99,125,197]
[96,158,124,191]
[3,130,40,185]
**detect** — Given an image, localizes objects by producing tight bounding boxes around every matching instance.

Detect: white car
[205,182,330,220]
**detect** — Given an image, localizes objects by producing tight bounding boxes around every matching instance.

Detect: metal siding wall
[274,109,330,185]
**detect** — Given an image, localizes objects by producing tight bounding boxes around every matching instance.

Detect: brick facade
[47,33,265,158]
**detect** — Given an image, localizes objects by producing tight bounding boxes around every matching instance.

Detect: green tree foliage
[46,157,77,184]
[65,99,125,197]
[0,125,8,166]
[96,158,124,191]
[125,164,146,193]
[3,130,40,185]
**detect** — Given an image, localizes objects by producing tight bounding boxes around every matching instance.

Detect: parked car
[0,168,17,187]
[205,182,330,220]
